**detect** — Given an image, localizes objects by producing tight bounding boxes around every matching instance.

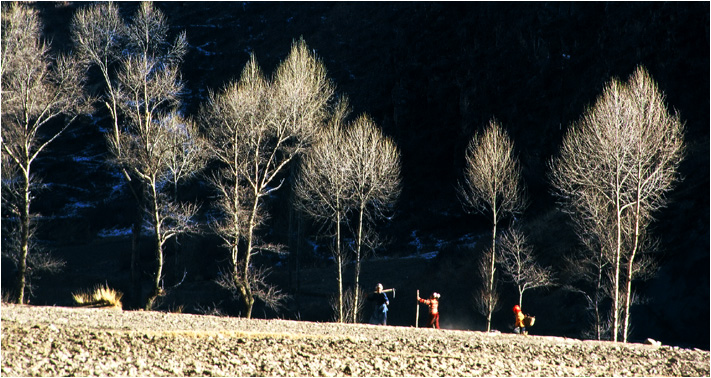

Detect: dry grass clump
[72,284,123,309]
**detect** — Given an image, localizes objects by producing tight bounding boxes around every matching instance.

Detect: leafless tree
[549,66,684,342]
[70,2,140,302]
[295,107,400,323]
[344,114,401,323]
[294,98,351,322]
[458,119,525,332]
[115,109,202,309]
[1,2,91,304]
[72,2,198,309]
[497,227,554,307]
[203,39,333,319]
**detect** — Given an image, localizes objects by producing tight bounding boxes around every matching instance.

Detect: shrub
[72,284,123,309]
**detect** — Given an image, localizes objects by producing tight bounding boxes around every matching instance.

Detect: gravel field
[1,304,708,377]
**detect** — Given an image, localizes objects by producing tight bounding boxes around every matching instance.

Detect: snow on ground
[97,227,132,238]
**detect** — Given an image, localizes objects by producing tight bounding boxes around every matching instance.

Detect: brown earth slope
[1,304,708,377]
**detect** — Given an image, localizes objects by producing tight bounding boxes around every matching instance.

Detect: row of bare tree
[458,67,684,342]
[1,2,401,322]
[2,3,684,342]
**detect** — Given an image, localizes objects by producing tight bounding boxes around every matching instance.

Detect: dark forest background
[2,2,709,349]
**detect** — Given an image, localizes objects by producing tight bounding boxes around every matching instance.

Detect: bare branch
[498,227,555,306]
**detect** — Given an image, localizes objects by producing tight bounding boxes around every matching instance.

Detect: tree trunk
[336,207,344,323]
[486,210,497,332]
[242,196,259,319]
[353,204,365,323]
[336,253,343,323]
[623,172,644,343]
[14,173,31,304]
[595,255,603,340]
[145,186,164,310]
[613,191,622,342]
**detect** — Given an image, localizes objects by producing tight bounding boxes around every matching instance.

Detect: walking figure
[417,292,440,329]
[368,283,389,325]
[513,304,533,335]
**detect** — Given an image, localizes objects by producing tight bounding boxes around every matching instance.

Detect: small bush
[72,284,123,309]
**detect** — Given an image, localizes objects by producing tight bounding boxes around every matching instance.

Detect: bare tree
[294,98,351,322]
[497,227,554,307]
[203,54,274,318]
[72,2,198,309]
[1,2,91,304]
[70,1,143,305]
[549,66,684,342]
[344,114,401,323]
[295,108,401,324]
[458,119,525,332]
[115,107,201,309]
[203,39,333,319]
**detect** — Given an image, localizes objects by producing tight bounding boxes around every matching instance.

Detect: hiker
[513,304,528,335]
[368,283,389,325]
[417,292,440,329]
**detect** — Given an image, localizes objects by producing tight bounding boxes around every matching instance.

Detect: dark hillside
[2,2,708,349]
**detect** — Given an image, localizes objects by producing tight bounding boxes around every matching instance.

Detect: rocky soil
[1,304,708,377]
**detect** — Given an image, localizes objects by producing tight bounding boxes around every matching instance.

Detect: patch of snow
[72,155,95,162]
[193,42,218,56]
[434,238,447,249]
[419,251,439,260]
[306,239,319,253]
[457,233,479,249]
[64,201,94,211]
[56,200,97,218]
[97,227,132,238]
[371,250,440,262]
[408,230,423,252]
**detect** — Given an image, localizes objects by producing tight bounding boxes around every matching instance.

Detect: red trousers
[428,313,440,329]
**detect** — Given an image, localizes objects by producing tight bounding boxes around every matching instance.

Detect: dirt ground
[1,304,708,377]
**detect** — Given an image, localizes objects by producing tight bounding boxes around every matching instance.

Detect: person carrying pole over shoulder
[368,283,390,325]
[417,291,440,329]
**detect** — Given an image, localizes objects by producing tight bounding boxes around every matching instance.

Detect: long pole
[415,290,420,328]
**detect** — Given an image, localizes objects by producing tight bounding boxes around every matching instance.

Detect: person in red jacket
[513,304,527,335]
[417,292,440,329]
